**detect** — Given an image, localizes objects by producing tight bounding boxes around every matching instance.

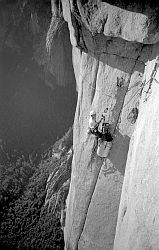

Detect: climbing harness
[97,114,113,157]
[98,115,113,140]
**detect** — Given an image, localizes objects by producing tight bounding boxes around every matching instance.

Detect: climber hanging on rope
[87,110,113,157]
[87,110,113,142]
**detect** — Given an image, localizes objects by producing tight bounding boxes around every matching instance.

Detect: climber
[87,110,103,138]
[88,110,113,142]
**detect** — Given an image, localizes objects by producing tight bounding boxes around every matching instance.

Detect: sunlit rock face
[113,44,159,250]
[63,0,159,44]
[60,1,159,250]
[0,0,77,153]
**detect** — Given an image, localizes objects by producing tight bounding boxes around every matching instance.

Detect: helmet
[90,110,96,116]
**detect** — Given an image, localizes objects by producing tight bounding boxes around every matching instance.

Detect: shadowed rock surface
[113,44,159,250]
[0,0,77,154]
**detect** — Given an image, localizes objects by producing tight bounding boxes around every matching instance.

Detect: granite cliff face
[113,46,159,250]
[51,1,159,249]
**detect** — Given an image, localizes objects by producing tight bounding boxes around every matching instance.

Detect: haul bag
[97,140,112,157]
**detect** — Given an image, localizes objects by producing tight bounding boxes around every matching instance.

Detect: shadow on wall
[108,130,130,176]
[100,52,145,75]
[97,130,129,177]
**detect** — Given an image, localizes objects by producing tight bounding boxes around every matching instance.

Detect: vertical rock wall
[113,43,159,250]
[60,1,159,249]
[64,48,144,250]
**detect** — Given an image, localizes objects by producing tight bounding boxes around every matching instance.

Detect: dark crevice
[71,11,88,52]
[121,206,127,222]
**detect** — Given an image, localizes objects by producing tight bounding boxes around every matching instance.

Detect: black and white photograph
[0,1,158,249]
